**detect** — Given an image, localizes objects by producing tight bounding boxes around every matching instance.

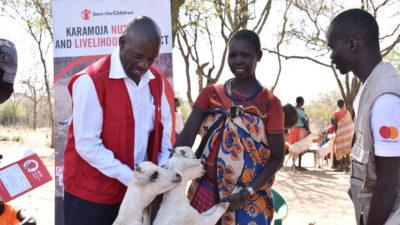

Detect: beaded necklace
[224,78,263,106]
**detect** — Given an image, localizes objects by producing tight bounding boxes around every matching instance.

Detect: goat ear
[180,150,186,156]
[135,163,143,173]
[168,148,176,155]
[149,171,159,182]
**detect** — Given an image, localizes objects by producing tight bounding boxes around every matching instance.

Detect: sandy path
[275,153,356,225]
[0,131,356,225]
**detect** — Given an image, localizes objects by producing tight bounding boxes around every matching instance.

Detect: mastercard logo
[379,126,399,139]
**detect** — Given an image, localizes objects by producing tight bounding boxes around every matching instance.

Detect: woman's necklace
[224,78,263,106]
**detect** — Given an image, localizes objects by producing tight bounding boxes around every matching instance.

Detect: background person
[175,29,285,225]
[0,39,17,104]
[0,195,36,225]
[288,96,310,170]
[62,16,172,225]
[327,9,400,225]
[174,98,184,139]
[332,99,353,172]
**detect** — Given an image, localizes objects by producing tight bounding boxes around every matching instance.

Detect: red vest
[63,55,164,204]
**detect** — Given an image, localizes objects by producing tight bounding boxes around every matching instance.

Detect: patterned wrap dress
[188,84,285,225]
[334,110,354,160]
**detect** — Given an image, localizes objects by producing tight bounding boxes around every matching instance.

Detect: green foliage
[304,90,342,133]
[12,135,23,142]
[0,135,10,141]
[0,100,27,124]
[384,47,400,71]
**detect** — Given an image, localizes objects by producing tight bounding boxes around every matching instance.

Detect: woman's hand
[221,190,250,212]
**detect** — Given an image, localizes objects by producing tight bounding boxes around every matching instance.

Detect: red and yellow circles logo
[379,126,399,139]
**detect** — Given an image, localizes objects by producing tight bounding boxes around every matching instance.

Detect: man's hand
[16,210,36,225]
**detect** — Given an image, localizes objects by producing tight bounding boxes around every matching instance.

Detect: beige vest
[350,61,400,225]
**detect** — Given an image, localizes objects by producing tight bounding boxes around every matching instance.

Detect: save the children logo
[81,9,91,20]
[379,126,399,140]
[24,160,39,172]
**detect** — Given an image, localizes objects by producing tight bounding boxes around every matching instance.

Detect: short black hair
[296,96,304,104]
[337,99,345,107]
[330,9,379,45]
[228,29,261,52]
[331,117,335,125]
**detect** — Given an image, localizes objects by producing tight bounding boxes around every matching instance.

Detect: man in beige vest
[327,9,400,225]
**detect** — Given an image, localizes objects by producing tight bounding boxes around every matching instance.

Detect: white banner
[52,0,172,57]
[52,1,174,224]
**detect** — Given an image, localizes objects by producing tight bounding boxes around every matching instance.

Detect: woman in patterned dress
[333,99,354,172]
[174,29,285,225]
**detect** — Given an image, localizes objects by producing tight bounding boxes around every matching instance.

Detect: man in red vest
[63,16,172,225]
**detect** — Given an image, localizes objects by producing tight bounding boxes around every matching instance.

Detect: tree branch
[381,33,400,57]
[271,0,292,93]
[330,64,350,107]
[264,49,331,67]
[253,0,272,34]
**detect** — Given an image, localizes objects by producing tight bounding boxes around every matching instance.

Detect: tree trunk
[26,112,30,128]
[12,109,16,126]
[33,105,37,130]
[170,0,186,47]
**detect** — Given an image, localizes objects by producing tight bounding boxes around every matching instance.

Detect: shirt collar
[109,47,155,84]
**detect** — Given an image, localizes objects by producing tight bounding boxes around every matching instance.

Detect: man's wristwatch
[245,186,255,196]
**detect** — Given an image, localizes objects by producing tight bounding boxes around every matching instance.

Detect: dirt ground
[0,130,356,225]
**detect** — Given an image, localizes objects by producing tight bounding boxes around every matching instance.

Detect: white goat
[154,146,229,225]
[316,134,336,172]
[284,131,319,171]
[112,161,182,225]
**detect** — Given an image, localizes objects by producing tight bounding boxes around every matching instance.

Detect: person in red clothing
[62,16,173,225]
[332,99,354,172]
[174,29,285,225]
[0,195,36,225]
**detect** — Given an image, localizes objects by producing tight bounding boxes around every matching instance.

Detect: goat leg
[142,204,151,225]
[201,202,229,224]
[283,153,292,171]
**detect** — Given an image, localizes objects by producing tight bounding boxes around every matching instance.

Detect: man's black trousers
[63,189,122,225]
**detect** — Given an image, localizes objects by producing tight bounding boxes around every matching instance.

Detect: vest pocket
[77,163,101,192]
[350,160,367,188]
[352,143,370,164]
[76,163,119,196]
[97,174,120,196]
[101,119,120,153]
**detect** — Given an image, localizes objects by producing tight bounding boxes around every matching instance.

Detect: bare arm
[174,107,205,148]
[366,156,400,225]
[17,210,36,225]
[333,118,338,133]
[301,118,309,132]
[223,134,285,211]
[325,130,330,141]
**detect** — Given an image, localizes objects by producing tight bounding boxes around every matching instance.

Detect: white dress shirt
[72,47,172,187]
